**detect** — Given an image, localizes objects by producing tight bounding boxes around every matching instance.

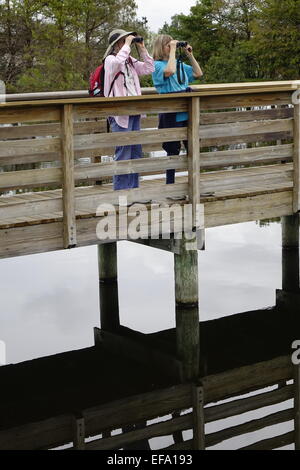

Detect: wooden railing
[0,81,300,252]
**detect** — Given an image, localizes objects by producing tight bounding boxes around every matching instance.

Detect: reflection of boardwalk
[0,290,299,450]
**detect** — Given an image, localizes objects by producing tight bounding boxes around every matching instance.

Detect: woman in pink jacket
[103,29,154,190]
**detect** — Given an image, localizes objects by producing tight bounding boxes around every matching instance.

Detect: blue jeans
[158,114,188,184]
[109,115,142,190]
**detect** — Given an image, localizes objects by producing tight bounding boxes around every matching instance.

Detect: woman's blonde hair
[152,34,173,61]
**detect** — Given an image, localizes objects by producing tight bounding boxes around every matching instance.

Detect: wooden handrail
[3,80,300,104]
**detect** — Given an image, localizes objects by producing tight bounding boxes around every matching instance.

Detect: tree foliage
[0,0,149,92]
[1,0,300,92]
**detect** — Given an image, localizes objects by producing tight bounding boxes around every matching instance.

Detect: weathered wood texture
[61,104,76,248]
[293,103,300,212]
[0,86,298,258]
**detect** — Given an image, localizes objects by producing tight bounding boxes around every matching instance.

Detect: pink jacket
[104,44,154,128]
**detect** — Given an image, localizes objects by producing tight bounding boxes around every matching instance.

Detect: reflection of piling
[98,242,120,332]
[174,234,200,381]
[281,214,299,292]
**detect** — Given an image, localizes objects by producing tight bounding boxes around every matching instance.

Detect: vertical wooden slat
[293,100,300,213]
[193,384,205,450]
[188,97,200,227]
[294,365,300,450]
[73,416,85,450]
[61,104,76,248]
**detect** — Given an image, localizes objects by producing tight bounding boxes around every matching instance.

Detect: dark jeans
[158,113,188,184]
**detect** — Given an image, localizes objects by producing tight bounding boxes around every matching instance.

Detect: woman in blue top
[152,35,203,187]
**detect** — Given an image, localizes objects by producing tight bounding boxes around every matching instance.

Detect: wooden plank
[0,136,61,158]
[205,384,294,423]
[0,167,62,191]
[74,156,187,182]
[240,431,294,450]
[201,144,293,169]
[203,356,293,403]
[0,106,60,124]
[293,103,300,212]
[84,414,193,450]
[188,97,200,226]
[206,408,294,448]
[84,384,192,436]
[193,385,205,450]
[74,128,187,150]
[204,190,293,228]
[200,92,293,111]
[73,98,188,119]
[294,365,300,450]
[61,104,76,248]
[200,118,293,140]
[200,107,293,125]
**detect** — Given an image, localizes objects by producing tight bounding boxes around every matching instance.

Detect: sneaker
[167,195,187,201]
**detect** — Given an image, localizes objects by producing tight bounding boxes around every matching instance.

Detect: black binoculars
[176,41,188,48]
[132,36,144,44]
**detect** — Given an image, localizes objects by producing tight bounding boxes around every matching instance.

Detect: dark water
[0,220,296,449]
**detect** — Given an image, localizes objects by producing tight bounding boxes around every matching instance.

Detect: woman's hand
[184,44,193,56]
[125,35,135,46]
[169,40,179,49]
[135,40,146,52]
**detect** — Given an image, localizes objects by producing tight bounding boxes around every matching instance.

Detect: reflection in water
[0,220,299,450]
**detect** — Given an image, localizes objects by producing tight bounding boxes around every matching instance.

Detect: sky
[136,0,197,32]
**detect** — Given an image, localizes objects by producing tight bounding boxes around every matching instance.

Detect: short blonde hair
[152,34,173,61]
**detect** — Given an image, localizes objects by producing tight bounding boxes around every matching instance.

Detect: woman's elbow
[164,69,175,78]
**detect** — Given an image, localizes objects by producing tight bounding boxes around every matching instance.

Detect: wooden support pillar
[294,364,300,450]
[281,214,299,292]
[174,234,200,382]
[61,104,76,248]
[98,242,120,332]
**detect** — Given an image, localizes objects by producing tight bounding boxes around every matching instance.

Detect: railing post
[61,104,76,248]
[72,415,85,450]
[192,383,205,450]
[188,97,200,227]
[293,98,300,213]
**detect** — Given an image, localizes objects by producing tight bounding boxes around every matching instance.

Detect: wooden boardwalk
[0,81,299,258]
[1,81,300,450]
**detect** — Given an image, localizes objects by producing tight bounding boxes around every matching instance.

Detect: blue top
[152,60,195,121]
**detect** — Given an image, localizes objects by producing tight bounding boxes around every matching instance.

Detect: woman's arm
[105,35,135,75]
[184,44,203,79]
[163,40,178,77]
[132,40,155,75]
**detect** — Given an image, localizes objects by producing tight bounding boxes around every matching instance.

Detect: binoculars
[132,36,144,44]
